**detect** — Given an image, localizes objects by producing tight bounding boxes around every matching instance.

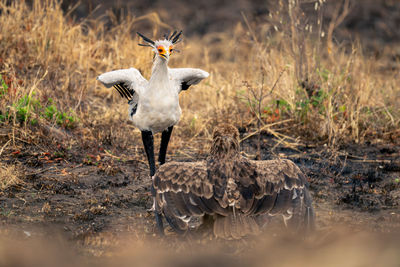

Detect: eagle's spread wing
[153,158,314,239]
[154,161,228,233]
[97,68,147,101]
[168,68,209,93]
[246,159,307,215]
[248,159,315,232]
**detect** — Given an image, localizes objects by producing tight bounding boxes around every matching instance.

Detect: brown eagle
[153,124,315,239]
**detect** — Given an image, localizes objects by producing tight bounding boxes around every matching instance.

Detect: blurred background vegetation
[0,0,398,158]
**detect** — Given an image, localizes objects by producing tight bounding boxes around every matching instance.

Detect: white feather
[97,42,209,134]
[97,68,147,96]
[169,68,209,93]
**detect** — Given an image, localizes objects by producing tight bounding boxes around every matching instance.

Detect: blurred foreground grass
[1,227,400,267]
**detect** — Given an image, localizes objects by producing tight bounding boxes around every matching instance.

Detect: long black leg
[158,126,174,165]
[141,130,164,235]
[141,130,156,176]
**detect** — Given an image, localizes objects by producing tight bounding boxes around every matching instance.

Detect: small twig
[101,149,123,160]
[65,0,82,18]
[0,139,11,157]
[383,128,400,136]
[383,105,395,125]
[240,119,293,142]
[11,136,46,152]
[337,153,348,177]
[241,11,260,49]
[346,159,392,164]
[25,167,55,176]
[101,150,142,164]
[284,153,324,162]
[270,136,288,154]
[269,68,286,95]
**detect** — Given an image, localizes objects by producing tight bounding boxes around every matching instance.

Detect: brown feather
[192,196,214,214]
[202,197,229,216]
[174,192,193,216]
[153,124,314,239]
[163,192,183,217]
[253,193,278,215]
[182,193,204,216]
[162,204,187,233]
[213,215,224,239]
[223,212,231,239]
[269,189,293,215]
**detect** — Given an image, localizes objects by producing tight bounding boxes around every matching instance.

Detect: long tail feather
[213,213,260,240]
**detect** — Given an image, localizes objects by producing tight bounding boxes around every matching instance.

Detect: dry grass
[0,0,398,157]
[0,163,22,190]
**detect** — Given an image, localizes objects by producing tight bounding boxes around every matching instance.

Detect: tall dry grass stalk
[0,0,398,158]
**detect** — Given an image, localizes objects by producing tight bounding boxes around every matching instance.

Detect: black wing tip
[180,81,190,91]
[113,83,134,101]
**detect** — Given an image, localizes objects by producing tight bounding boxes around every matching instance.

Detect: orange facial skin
[156,45,173,59]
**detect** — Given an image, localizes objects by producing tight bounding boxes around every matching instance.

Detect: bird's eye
[169,47,173,52]
[158,48,163,53]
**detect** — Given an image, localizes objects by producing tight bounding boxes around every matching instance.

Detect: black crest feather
[137,32,155,45]
[172,30,183,44]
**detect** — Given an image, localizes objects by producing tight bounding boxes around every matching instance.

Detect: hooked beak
[159,53,168,60]
[158,52,169,60]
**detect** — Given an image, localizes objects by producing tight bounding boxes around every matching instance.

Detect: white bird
[97,31,209,233]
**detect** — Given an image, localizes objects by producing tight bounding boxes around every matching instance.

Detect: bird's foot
[147,199,156,212]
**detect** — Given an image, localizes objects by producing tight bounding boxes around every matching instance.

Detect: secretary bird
[153,124,315,239]
[97,31,209,234]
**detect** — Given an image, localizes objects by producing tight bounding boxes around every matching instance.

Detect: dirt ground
[0,1,399,265]
[1,131,399,256]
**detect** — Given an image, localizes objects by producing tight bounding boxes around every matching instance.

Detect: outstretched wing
[248,159,314,231]
[168,68,209,93]
[246,159,307,213]
[153,161,228,233]
[154,158,314,237]
[97,68,147,101]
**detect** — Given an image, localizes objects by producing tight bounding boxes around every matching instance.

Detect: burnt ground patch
[241,133,400,232]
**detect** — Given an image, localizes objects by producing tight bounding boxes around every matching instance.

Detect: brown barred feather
[253,193,278,215]
[182,193,204,216]
[153,124,315,239]
[269,189,293,215]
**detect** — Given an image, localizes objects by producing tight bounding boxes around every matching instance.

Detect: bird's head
[137,31,182,62]
[210,124,240,156]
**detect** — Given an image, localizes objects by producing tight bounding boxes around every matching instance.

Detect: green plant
[55,110,77,129]
[0,110,9,123]
[0,74,8,99]
[13,93,41,122]
[44,98,78,128]
[3,93,78,128]
[44,99,57,120]
[311,89,328,113]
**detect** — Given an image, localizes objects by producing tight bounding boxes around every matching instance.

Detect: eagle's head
[210,124,240,156]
